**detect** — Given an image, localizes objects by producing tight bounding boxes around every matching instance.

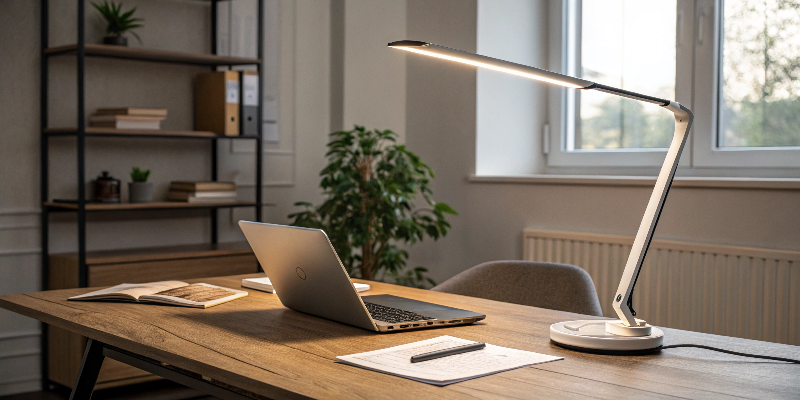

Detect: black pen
[410,342,486,363]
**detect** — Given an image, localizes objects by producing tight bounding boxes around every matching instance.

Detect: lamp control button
[616,294,622,302]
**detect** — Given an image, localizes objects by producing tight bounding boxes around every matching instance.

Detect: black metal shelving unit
[39,0,264,389]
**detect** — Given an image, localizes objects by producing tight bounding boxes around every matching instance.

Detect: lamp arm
[587,83,673,107]
[610,100,693,327]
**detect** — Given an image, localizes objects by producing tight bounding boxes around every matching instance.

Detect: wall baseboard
[523,228,800,346]
[0,224,40,231]
[0,349,40,361]
[0,249,40,257]
[0,376,41,397]
[0,208,40,216]
[0,330,41,341]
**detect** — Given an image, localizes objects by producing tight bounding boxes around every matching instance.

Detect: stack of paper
[241,276,370,294]
[336,336,563,386]
[90,108,167,130]
[168,181,237,203]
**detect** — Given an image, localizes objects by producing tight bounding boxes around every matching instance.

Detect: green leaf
[434,202,458,215]
[129,30,143,45]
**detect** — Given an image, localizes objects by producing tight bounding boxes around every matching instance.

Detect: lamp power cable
[660,344,800,364]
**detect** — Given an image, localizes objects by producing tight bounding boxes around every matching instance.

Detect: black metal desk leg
[69,339,105,400]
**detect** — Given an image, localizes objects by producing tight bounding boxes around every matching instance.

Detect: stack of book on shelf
[89,108,168,130]
[168,181,237,203]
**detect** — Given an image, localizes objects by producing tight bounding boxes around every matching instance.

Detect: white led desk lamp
[389,40,693,354]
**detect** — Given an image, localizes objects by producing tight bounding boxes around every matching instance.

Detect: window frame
[546,0,800,173]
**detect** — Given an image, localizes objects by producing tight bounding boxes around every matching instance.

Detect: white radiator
[523,229,800,346]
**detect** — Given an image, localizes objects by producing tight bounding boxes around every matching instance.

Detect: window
[570,0,676,150]
[719,0,800,148]
[548,0,800,172]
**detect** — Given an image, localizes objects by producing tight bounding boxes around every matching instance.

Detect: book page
[337,336,563,386]
[141,283,247,308]
[69,281,188,301]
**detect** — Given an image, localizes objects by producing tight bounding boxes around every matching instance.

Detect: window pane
[720,0,800,147]
[575,0,676,149]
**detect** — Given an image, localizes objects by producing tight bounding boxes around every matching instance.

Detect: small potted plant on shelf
[92,1,143,47]
[128,167,152,203]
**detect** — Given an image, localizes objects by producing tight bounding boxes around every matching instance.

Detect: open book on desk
[336,335,563,386]
[68,281,247,308]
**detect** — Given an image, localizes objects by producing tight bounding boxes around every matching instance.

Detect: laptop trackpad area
[361,294,485,320]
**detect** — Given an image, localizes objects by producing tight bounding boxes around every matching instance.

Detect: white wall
[476,0,548,175]
[403,0,480,281]
[341,0,406,136]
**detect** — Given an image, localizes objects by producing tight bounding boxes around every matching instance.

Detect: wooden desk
[1,274,798,399]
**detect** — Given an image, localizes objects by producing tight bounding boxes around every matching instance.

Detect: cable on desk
[662,344,800,364]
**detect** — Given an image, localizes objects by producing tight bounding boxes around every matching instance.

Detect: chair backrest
[431,261,603,316]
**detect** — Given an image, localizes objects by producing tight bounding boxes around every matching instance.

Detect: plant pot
[128,182,153,203]
[103,36,128,46]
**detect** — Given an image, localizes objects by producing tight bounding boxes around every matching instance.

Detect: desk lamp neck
[609,98,693,327]
[579,82,693,327]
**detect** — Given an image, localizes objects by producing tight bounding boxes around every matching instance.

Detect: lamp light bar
[388,40,592,89]
[388,40,671,106]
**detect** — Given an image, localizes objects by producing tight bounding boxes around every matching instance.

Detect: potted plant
[289,126,457,288]
[92,1,143,46]
[128,167,152,203]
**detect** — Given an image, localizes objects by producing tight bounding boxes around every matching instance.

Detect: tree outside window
[720,0,800,147]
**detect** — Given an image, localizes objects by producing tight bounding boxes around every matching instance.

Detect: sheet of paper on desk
[336,335,563,386]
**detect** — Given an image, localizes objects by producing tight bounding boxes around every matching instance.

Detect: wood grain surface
[43,201,258,211]
[45,127,220,138]
[49,242,254,266]
[2,274,798,399]
[44,44,260,66]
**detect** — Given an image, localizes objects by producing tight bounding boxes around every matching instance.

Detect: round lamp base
[550,320,664,354]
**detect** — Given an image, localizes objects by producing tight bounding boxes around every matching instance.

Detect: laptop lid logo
[296,267,307,280]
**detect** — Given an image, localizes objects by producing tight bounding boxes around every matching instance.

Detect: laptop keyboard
[364,302,435,324]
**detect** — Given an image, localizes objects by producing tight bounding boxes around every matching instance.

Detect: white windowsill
[468,174,800,190]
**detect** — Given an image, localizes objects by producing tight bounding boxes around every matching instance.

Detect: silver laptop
[239,221,485,332]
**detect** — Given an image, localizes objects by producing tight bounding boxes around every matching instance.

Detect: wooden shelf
[44,44,260,66]
[51,242,254,266]
[45,127,258,140]
[44,201,259,212]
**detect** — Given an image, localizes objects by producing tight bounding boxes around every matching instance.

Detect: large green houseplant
[290,126,456,288]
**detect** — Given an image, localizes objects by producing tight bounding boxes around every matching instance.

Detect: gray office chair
[431,261,603,316]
